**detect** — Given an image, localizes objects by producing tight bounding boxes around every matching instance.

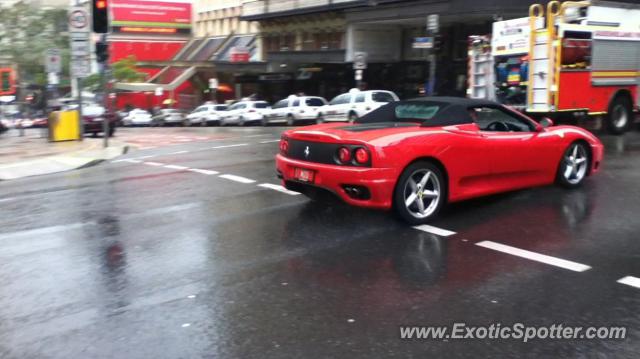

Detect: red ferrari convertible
[276,97,604,224]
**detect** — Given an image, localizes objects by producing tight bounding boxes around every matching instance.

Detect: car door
[473,106,558,190]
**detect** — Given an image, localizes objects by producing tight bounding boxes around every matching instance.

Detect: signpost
[426,14,439,96]
[209,78,219,103]
[68,5,92,139]
[353,51,367,89]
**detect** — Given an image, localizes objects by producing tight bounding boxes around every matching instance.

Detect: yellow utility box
[49,110,80,142]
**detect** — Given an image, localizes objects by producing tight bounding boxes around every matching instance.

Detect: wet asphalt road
[0,126,638,358]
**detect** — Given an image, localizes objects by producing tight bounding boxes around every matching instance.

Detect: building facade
[239,0,551,101]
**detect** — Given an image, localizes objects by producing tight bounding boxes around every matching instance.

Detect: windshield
[372,91,396,103]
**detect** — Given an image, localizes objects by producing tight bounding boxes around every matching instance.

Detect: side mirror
[539,117,554,128]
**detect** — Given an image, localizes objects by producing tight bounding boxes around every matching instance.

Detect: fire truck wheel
[606,96,632,135]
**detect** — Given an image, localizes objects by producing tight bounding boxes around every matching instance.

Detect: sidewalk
[0,129,128,180]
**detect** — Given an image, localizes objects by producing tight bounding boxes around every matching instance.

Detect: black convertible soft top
[356,96,501,127]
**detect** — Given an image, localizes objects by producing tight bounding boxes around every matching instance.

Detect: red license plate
[294,168,315,183]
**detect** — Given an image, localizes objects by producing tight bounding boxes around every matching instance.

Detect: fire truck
[468,0,640,134]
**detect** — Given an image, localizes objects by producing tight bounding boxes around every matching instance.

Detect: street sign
[413,37,434,49]
[71,56,91,78]
[45,49,62,73]
[353,51,367,70]
[68,6,92,79]
[208,78,219,90]
[68,7,90,33]
[427,14,439,33]
[71,39,91,57]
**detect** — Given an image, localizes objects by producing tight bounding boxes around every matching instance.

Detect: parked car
[152,109,185,126]
[185,104,228,126]
[266,96,328,126]
[82,104,118,137]
[220,101,271,126]
[318,89,399,122]
[122,109,153,126]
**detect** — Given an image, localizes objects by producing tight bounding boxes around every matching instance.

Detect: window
[305,98,325,107]
[215,105,228,111]
[330,94,350,105]
[471,106,534,132]
[355,93,366,103]
[254,102,269,109]
[372,92,395,103]
[395,104,440,121]
[292,99,300,107]
[273,100,287,109]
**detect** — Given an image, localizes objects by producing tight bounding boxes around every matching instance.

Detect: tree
[0,2,70,86]
[83,55,147,91]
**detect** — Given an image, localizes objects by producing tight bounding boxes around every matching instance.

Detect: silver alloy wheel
[563,144,588,185]
[612,104,628,129]
[403,169,441,219]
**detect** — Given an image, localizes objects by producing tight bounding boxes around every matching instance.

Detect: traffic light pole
[99,35,108,148]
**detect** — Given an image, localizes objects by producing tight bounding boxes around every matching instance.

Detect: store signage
[110,0,192,35]
[413,37,434,49]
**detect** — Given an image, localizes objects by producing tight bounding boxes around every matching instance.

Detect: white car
[152,109,185,126]
[266,96,328,126]
[318,89,399,122]
[185,104,228,126]
[122,109,153,126]
[220,101,271,126]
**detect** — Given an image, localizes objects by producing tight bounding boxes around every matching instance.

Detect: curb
[0,144,129,181]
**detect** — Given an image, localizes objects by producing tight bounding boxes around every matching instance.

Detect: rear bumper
[276,154,398,209]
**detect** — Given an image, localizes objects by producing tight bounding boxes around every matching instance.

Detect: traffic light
[96,41,109,63]
[92,0,109,33]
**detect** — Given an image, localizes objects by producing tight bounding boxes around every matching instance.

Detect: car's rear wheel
[286,114,295,126]
[394,161,446,224]
[556,142,590,188]
[261,116,269,126]
[108,126,115,137]
[316,114,324,124]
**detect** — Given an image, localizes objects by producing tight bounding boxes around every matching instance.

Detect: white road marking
[413,224,457,237]
[617,276,640,289]
[211,143,248,149]
[188,168,219,175]
[259,139,280,144]
[111,159,129,163]
[258,183,300,195]
[219,174,256,184]
[164,164,188,170]
[475,241,592,272]
[137,155,155,159]
[144,162,165,166]
[124,159,142,163]
[243,134,270,138]
[168,150,189,155]
[0,223,86,241]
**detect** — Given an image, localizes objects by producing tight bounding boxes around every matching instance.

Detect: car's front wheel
[556,142,590,188]
[393,161,446,224]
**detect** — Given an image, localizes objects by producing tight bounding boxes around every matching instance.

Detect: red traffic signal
[92,0,109,33]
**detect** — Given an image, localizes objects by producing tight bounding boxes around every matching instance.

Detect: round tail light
[354,147,370,164]
[338,147,351,163]
[279,138,289,154]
